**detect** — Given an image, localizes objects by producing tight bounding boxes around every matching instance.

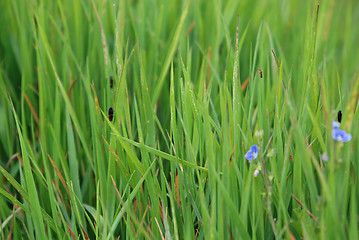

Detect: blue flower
[321,152,328,162]
[332,121,340,129]
[332,128,352,142]
[245,145,258,162]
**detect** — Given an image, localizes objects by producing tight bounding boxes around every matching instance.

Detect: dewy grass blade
[107,158,157,239]
[1,1,358,238]
[35,15,94,170]
[116,134,208,172]
[8,95,47,239]
[153,0,191,105]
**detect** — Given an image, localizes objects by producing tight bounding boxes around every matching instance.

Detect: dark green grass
[0,0,359,239]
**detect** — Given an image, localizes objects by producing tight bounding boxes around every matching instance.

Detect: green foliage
[0,0,358,239]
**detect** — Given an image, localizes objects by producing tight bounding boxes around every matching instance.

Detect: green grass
[0,0,359,239]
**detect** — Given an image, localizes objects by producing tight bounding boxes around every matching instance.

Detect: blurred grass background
[0,0,358,239]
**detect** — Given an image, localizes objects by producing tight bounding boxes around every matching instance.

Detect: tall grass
[0,0,358,239]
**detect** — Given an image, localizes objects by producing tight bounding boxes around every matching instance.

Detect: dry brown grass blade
[241,77,250,91]
[90,82,102,116]
[185,22,195,36]
[67,77,78,98]
[48,154,69,195]
[158,202,163,224]
[6,207,15,240]
[110,175,130,223]
[101,135,119,163]
[6,153,23,168]
[229,145,237,166]
[175,170,181,207]
[154,217,165,240]
[24,94,39,125]
[272,49,280,70]
[291,193,318,221]
[65,222,77,239]
[53,181,69,213]
[206,47,212,81]
[80,225,90,240]
[289,228,296,240]
[110,175,123,202]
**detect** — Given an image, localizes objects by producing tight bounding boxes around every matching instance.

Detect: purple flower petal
[250,145,258,153]
[321,152,328,162]
[252,151,258,160]
[332,128,352,142]
[245,150,254,162]
[245,145,259,162]
[332,121,340,129]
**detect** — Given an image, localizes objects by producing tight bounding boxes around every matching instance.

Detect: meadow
[0,0,359,239]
